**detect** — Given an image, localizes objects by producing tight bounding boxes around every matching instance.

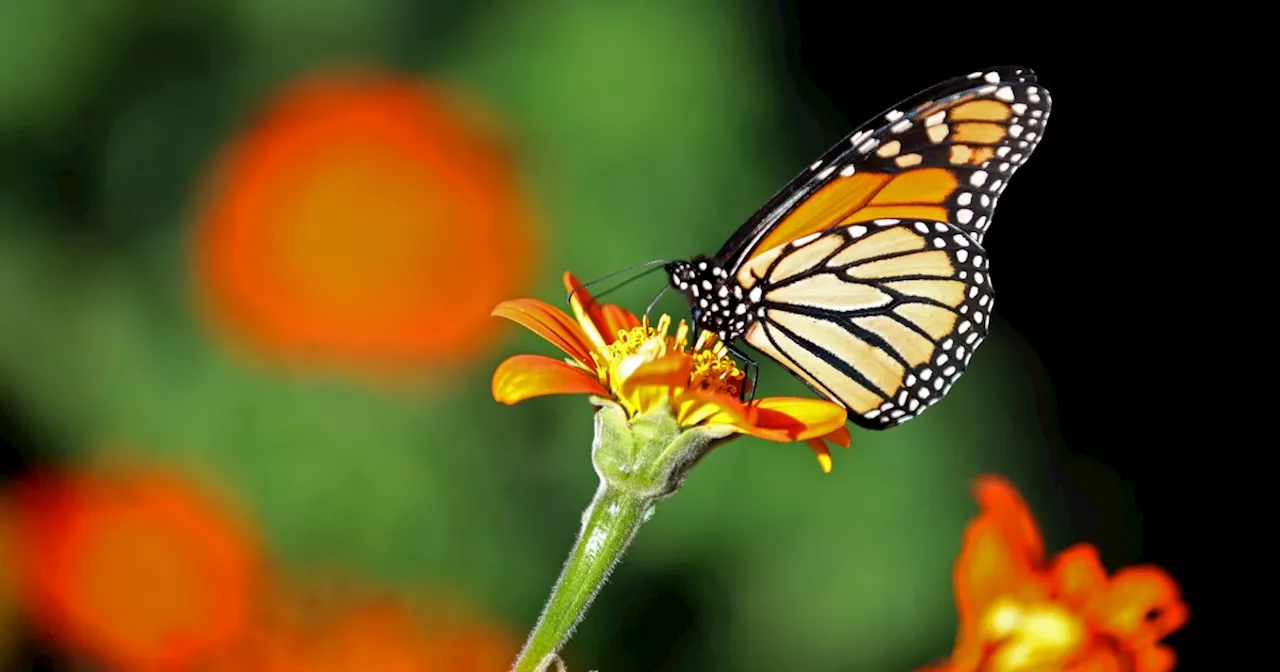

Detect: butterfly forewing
[738,218,993,429]
[716,67,1050,274]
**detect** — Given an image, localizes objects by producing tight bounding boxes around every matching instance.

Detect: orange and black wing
[717,66,1050,273]
[738,218,992,429]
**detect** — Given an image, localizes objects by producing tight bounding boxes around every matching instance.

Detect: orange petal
[804,439,834,473]
[492,355,608,404]
[953,477,1049,651]
[823,425,852,449]
[1067,646,1127,672]
[672,389,754,432]
[619,352,691,389]
[1051,544,1109,612]
[599,304,642,339]
[1132,644,1177,672]
[1093,566,1187,645]
[562,271,641,347]
[615,352,690,415]
[973,476,1046,568]
[493,299,596,371]
[750,397,848,441]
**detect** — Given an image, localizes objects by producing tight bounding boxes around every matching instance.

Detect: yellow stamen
[587,314,745,418]
[688,345,743,397]
[980,596,1087,671]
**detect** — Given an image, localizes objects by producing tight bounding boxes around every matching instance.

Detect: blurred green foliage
[0,0,1075,669]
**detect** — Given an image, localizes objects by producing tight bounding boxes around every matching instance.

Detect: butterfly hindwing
[718,67,1049,275]
[738,218,993,429]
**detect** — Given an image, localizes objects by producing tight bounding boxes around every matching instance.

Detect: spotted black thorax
[666,256,764,343]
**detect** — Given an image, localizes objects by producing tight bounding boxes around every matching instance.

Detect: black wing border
[715,66,1040,272]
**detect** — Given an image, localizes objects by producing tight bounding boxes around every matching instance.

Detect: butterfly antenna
[587,264,669,303]
[566,258,673,305]
[643,284,671,321]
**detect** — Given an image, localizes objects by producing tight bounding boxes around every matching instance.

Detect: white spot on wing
[794,232,821,247]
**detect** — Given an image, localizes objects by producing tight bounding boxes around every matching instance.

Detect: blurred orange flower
[492,271,851,472]
[206,583,518,671]
[193,67,539,380]
[0,499,19,667]
[8,466,261,671]
[921,476,1188,672]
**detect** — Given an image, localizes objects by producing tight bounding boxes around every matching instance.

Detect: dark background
[1,1,1264,669]
[776,23,1269,670]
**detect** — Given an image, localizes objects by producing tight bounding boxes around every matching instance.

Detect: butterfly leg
[726,344,759,403]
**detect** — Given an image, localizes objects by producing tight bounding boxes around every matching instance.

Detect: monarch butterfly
[665,67,1051,429]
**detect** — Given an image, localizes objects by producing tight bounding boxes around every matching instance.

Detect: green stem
[510,403,733,671]
[510,482,651,672]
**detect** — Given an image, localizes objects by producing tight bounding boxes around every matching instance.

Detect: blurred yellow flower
[920,476,1188,672]
[492,271,851,471]
[192,67,540,381]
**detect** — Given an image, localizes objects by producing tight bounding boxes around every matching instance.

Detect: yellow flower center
[687,331,744,398]
[589,315,744,417]
[978,596,1087,671]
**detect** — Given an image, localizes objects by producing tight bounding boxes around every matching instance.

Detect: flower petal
[950,476,1050,666]
[563,273,607,351]
[615,352,689,417]
[803,425,851,472]
[972,476,1046,570]
[672,389,754,432]
[562,272,640,348]
[1062,643,1127,672]
[1093,566,1188,645]
[822,425,852,449]
[619,352,690,390]
[492,355,608,405]
[600,304,642,335]
[750,397,848,441]
[492,299,596,371]
[804,439,834,473]
[1050,543,1108,612]
[1133,644,1178,672]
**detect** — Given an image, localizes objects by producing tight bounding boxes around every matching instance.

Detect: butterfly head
[667,256,759,343]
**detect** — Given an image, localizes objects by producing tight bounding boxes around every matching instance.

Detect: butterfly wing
[738,218,992,429]
[717,66,1049,274]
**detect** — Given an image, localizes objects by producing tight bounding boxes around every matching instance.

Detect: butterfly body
[666,67,1050,430]
[667,255,761,343]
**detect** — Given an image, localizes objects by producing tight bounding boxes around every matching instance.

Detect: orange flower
[492,271,851,472]
[922,476,1188,672]
[0,499,19,668]
[205,583,518,671]
[192,67,539,380]
[8,466,261,671]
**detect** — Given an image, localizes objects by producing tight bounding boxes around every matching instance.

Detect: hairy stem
[510,482,651,672]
